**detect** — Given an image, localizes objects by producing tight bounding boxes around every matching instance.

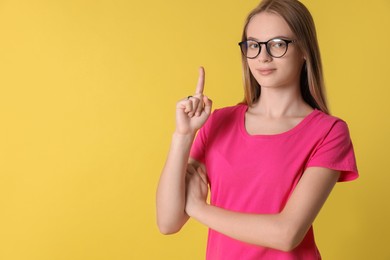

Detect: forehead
[246,12,294,40]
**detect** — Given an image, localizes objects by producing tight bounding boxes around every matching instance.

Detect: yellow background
[0,0,389,259]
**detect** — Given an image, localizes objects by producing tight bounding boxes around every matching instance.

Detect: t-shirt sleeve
[190,111,214,164]
[306,120,358,182]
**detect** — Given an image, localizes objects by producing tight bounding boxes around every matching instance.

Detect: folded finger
[197,167,208,185]
[183,99,193,115]
[189,97,202,117]
[186,164,197,175]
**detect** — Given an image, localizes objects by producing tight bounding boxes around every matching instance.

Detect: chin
[255,79,278,88]
[256,77,296,90]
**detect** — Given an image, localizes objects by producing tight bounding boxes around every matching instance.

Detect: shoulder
[211,103,247,120]
[312,110,345,124]
[310,110,350,134]
[296,110,353,146]
[306,111,358,180]
[306,110,354,150]
[202,104,246,134]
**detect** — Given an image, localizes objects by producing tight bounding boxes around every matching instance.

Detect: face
[245,12,305,90]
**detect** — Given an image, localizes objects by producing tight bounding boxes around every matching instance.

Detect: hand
[175,67,212,136]
[185,165,209,217]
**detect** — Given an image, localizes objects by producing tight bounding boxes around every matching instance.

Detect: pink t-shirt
[190,104,358,260]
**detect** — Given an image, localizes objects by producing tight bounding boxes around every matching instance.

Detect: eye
[269,40,287,49]
[248,41,259,49]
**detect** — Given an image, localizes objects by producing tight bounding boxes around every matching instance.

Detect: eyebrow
[247,36,292,41]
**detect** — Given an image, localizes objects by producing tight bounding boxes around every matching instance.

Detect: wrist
[172,131,196,140]
[189,201,209,220]
[169,132,196,156]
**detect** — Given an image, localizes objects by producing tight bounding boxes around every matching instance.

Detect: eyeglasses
[238,38,295,59]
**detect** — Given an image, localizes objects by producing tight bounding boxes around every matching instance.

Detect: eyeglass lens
[240,39,288,58]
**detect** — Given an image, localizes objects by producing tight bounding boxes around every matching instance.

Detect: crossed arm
[157,137,340,252]
[185,163,340,251]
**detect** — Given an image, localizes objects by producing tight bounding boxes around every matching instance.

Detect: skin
[156,12,340,252]
[156,67,211,234]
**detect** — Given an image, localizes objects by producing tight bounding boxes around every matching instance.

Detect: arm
[156,67,212,234]
[185,166,340,251]
[156,133,193,235]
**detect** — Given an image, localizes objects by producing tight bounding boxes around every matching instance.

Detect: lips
[256,68,276,76]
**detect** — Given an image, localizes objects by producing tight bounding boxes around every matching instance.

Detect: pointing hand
[175,67,212,135]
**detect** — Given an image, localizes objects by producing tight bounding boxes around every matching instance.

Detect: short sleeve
[307,120,359,182]
[190,111,214,164]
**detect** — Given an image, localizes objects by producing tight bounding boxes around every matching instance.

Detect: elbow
[158,228,177,235]
[156,207,188,235]
[156,219,183,235]
[276,226,306,252]
[277,239,301,252]
[157,224,181,235]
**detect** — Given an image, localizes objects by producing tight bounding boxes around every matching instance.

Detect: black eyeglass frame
[238,38,295,59]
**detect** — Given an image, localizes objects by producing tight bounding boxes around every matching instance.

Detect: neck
[250,85,312,118]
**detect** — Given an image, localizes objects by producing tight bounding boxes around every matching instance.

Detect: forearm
[156,132,195,234]
[190,204,296,251]
[187,168,340,251]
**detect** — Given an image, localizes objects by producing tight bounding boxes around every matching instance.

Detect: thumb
[203,96,212,115]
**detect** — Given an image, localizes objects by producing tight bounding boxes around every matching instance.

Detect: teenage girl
[156,0,358,259]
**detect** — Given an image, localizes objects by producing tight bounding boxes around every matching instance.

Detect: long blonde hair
[241,0,329,114]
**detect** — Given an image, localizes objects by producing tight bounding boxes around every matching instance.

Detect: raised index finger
[195,66,205,94]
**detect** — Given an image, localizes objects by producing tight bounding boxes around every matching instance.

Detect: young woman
[156,0,358,259]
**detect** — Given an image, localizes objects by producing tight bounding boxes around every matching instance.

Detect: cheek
[279,61,304,83]
[289,59,305,76]
[247,60,257,74]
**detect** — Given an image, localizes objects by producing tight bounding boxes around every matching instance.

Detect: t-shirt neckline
[239,104,320,139]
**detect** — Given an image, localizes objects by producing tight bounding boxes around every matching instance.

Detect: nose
[257,44,272,63]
